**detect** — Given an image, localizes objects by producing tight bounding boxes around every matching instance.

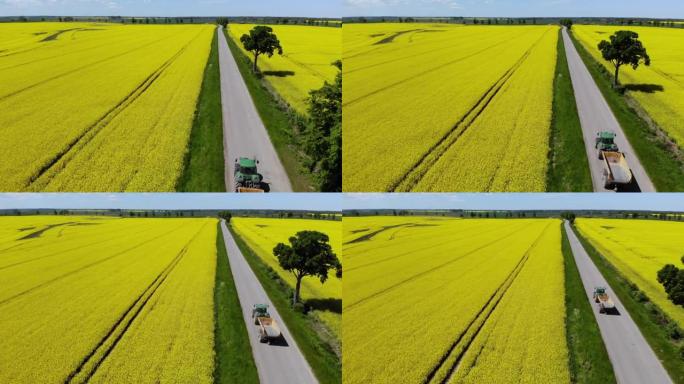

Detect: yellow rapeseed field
[0,216,216,383]
[231,217,342,337]
[0,22,213,192]
[574,25,684,147]
[343,217,569,384]
[227,24,341,114]
[343,24,558,192]
[576,218,684,327]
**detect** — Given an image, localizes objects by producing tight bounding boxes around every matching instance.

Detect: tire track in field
[0,219,147,254]
[0,222,154,271]
[342,29,539,107]
[281,53,329,81]
[343,220,520,261]
[389,49,533,192]
[346,222,521,273]
[0,32,151,72]
[343,27,454,61]
[389,29,551,192]
[481,31,553,192]
[64,222,207,384]
[25,30,205,191]
[345,29,530,75]
[423,224,550,384]
[0,222,190,307]
[0,33,179,102]
[344,222,532,311]
[651,68,684,90]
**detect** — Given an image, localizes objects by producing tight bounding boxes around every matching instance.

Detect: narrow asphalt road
[220,220,317,384]
[561,28,656,192]
[563,221,672,384]
[217,26,292,192]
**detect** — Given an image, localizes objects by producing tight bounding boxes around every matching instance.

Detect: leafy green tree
[216,17,229,28]
[560,18,573,30]
[561,211,576,223]
[657,259,684,306]
[219,211,232,222]
[240,26,283,72]
[598,30,650,87]
[273,231,341,306]
[304,60,342,191]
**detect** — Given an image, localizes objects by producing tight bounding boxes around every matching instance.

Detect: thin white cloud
[1,0,118,9]
[345,0,462,9]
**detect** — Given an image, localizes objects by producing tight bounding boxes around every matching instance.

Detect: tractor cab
[236,157,259,176]
[595,131,619,158]
[252,303,270,319]
[234,157,265,191]
[593,286,607,296]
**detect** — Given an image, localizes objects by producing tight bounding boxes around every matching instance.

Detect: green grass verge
[547,30,593,192]
[228,223,341,384]
[568,31,684,192]
[214,222,259,384]
[177,30,226,192]
[223,29,314,192]
[561,223,616,383]
[571,224,684,383]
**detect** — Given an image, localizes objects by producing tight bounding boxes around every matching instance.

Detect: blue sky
[344,193,684,211]
[0,193,341,211]
[1,0,682,17]
[343,0,684,18]
[0,0,342,17]
[1,193,683,212]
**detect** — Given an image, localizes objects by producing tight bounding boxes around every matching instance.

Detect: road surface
[561,28,656,192]
[220,220,317,384]
[563,221,672,384]
[217,26,292,192]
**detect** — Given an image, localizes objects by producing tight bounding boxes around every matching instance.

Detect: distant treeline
[0,16,342,27]
[343,16,684,28]
[344,209,684,220]
[0,209,341,220]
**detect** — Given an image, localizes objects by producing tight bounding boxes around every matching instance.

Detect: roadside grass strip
[576,218,684,327]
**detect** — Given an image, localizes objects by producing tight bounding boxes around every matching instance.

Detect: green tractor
[234,157,268,192]
[595,131,619,159]
[251,303,271,323]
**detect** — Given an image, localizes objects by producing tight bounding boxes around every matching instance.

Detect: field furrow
[0,23,213,191]
[343,217,569,384]
[343,24,558,192]
[0,217,216,384]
